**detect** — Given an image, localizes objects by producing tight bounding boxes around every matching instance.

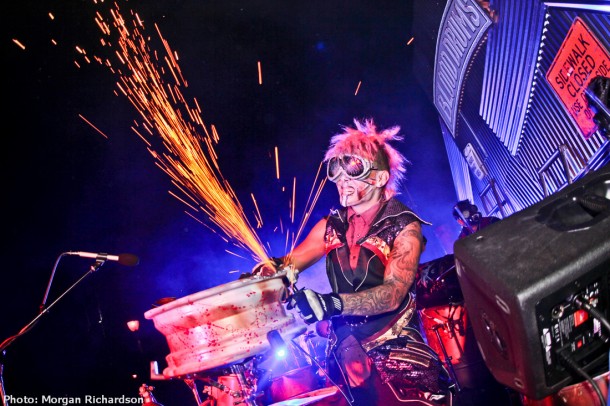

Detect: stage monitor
[454,164,610,399]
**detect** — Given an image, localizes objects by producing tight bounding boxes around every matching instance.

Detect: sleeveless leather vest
[324,198,430,343]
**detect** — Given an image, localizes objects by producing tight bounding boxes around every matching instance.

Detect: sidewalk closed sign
[546,17,610,139]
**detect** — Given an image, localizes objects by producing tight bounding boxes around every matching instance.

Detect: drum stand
[0,354,6,406]
[428,305,467,393]
[431,323,461,392]
[183,379,203,405]
[198,362,260,406]
[151,359,260,406]
[229,363,258,406]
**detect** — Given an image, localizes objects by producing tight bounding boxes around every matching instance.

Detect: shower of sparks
[280,162,327,265]
[85,2,270,263]
[250,193,264,228]
[274,146,280,179]
[257,61,263,85]
[354,80,362,95]
[225,250,249,260]
[12,39,26,50]
[291,177,296,223]
[79,114,109,138]
[284,228,291,257]
[290,162,326,249]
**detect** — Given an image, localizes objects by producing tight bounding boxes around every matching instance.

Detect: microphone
[66,251,140,266]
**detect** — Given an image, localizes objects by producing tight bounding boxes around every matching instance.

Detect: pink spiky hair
[323,118,409,199]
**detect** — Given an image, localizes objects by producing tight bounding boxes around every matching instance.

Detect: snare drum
[419,304,468,366]
[203,374,244,406]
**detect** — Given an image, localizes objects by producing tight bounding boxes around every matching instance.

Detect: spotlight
[267,330,288,359]
[275,347,287,359]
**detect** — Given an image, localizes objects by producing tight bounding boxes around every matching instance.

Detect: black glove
[287,289,343,324]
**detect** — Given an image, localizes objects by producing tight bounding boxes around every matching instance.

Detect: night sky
[3,0,459,402]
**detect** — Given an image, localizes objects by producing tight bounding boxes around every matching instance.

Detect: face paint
[337,175,376,207]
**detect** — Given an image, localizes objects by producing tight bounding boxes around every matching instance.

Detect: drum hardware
[193,336,316,405]
[143,275,345,405]
[301,331,328,368]
[200,366,256,406]
[433,305,466,354]
[201,376,243,400]
[416,254,463,310]
[430,322,461,393]
[147,335,269,405]
[420,304,469,392]
[435,265,457,283]
[183,358,264,406]
[255,335,329,404]
[230,363,258,405]
[148,330,323,405]
[290,333,334,385]
[149,359,255,405]
[262,333,353,405]
[323,349,355,405]
[184,378,203,405]
[149,360,166,380]
[138,384,164,406]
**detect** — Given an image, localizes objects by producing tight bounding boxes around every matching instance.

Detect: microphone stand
[0,257,108,406]
[0,353,6,406]
[39,252,69,313]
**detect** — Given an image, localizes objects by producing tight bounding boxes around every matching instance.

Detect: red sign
[546,17,610,139]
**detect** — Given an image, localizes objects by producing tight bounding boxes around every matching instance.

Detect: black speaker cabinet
[454,164,610,399]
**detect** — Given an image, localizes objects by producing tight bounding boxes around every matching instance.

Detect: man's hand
[287,289,343,324]
[252,257,300,284]
[251,257,284,277]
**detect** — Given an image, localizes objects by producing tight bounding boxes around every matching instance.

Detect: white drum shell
[144,274,305,377]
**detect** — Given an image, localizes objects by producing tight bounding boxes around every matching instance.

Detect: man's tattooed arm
[340,221,423,316]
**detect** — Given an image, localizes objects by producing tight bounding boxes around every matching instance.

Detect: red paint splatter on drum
[145,278,306,376]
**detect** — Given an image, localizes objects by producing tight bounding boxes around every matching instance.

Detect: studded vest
[324,197,430,343]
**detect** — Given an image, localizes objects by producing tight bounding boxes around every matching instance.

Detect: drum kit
[416,254,481,392]
[417,255,548,398]
[142,260,609,406]
[415,254,610,406]
[143,272,343,406]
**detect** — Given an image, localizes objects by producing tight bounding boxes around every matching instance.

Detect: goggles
[327,155,377,182]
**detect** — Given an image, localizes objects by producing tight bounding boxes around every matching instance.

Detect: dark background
[3,0,458,403]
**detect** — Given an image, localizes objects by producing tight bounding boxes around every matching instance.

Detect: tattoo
[340,221,422,316]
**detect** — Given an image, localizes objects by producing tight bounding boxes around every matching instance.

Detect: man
[452,199,501,240]
[255,118,450,405]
